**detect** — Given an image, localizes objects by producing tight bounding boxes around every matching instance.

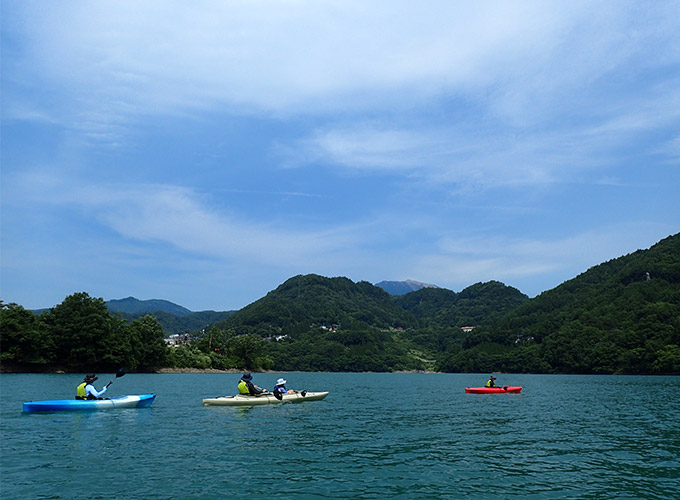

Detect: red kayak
[465,386,522,394]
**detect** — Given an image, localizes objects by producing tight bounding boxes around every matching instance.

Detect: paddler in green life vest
[237,373,266,396]
[486,376,497,388]
[76,373,111,400]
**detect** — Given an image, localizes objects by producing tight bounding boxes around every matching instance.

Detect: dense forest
[114,309,234,336]
[448,233,680,374]
[1,233,679,374]
[0,293,167,372]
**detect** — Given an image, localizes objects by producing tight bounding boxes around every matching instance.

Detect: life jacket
[486,380,495,387]
[237,380,250,394]
[76,382,88,399]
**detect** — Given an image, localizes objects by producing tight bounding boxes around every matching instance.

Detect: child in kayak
[273,378,293,395]
[272,378,305,401]
[486,376,497,388]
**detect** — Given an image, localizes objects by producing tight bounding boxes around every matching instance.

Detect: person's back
[237,373,263,395]
[76,381,89,400]
[237,379,250,394]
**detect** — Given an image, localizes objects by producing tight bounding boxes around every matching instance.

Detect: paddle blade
[273,390,283,401]
[115,368,127,378]
[301,390,307,397]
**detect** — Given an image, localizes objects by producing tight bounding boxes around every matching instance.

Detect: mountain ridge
[375,279,440,295]
[6,233,678,374]
[106,296,195,316]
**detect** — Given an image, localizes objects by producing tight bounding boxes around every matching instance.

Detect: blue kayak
[23,394,156,412]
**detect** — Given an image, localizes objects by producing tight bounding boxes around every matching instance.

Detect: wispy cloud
[6,168,356,267]
[281,114,662,191]
[5,2,675,122]
[2,1,678,310]
[408,224,677,295]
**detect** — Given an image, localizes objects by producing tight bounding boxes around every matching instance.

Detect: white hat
[276,378,286,385]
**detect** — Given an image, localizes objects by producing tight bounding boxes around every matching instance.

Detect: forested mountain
[105,297,233,335]
[115,310,234,336]
[1,293,167,372]
[394,281,529,328]
[438,233,680,374]
[2,234,678,374]
[216,274,419,335]
[201,275,531,372]
[375,279,439,295]
[107,297,194,316]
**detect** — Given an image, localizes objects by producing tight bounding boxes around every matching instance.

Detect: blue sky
[2,1,679,311]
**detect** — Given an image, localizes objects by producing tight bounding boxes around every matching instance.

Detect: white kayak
[203,391,329,407]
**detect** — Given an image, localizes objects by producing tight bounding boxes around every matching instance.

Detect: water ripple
[1,373,679,499]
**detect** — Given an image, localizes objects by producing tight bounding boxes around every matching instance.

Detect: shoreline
[155,368,439,374]
[155,368,245,374]
[1,365,439,375]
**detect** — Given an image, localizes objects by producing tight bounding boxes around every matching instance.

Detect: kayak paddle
[106,368,126,388]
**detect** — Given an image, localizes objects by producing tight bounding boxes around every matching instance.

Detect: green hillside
[2,234,678,374]
[107,297,193,316]
[394,281,529,328]
[116,310,234,336]
[202,275,530,372]
[439,233,680,374]
[217,274,418,335]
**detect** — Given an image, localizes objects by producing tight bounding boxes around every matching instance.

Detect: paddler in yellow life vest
[76,373,111,400]
[486,376,497,388]
[237,372,265,396]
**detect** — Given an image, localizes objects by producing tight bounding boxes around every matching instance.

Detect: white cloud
[659,134,680,161]
[280,121,607,190]
[7,1,675,121]
[3,1,679,310]
[5,1,678,188]
[285,125,443,171]
[408,224,677,295]
[6,168,364,267]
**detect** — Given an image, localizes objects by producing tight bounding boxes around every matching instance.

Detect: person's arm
[86,384,107,398]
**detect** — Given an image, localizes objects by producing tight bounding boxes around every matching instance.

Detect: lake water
[1,373,678,499]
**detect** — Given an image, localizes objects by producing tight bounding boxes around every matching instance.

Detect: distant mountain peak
[106,297,193,316]
[375,279,440,295]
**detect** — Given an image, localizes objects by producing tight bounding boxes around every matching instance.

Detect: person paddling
[486,376,497,388]
[76,373,111,400]
[237,373,266,396]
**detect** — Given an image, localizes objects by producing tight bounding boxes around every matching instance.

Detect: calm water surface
[1,373,678,499]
